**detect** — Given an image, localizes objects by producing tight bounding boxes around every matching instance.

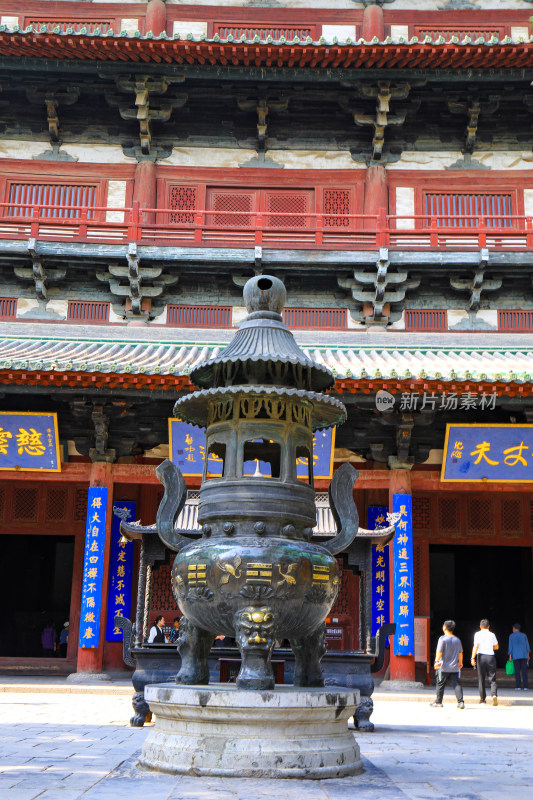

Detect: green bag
[506,660,515,676]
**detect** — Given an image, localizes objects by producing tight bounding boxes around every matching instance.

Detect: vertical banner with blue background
[392,494,414,656]
[105,501,136,641]
[368,506,390,636]
[78,487,108,649]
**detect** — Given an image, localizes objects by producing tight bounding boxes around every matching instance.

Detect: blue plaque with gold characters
[79,487,107,649]
[442,423,533,483]
[368,506,390,637]
[392,494,414,657]
[0,411,60,471]
[105,501,135,642]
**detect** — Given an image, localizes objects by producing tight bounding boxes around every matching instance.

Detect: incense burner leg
[131,690,150,727]
[354,695,374,732]
[290,622,327,688]
[175,617,215,685]
[234,607,275,690]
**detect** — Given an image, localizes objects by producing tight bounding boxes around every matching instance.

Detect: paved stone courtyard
[0,685,532,800]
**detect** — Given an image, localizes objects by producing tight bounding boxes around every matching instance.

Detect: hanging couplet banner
[169,419,335,480]
[392,494,414,657]
[442,423,533,482]
[78,487,108,649]
[0,411,60,471]
[368,506,390,637]
[105,501,136,642]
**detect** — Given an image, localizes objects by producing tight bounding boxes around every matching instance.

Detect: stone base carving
[139,683,361,779]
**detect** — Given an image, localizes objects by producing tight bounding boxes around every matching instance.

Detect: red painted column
[364,164,388,219]
[76,462,114,674]
[133,160,157,225]
[145,0,167,37]
[362,3,385,42]
[388,468,416,682]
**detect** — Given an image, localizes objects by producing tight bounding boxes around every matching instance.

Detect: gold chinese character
[117,565,125,577]
[86,597,95,608]
[89,556,98,564]
[0,427,13,455]
[376,599,385,611]
[376,556,385,567]
[398,534,408,545]
[399,605,409,617]
[84,612,96,623]
[89,541,98,552]
[453,441,463,451]
[399,634,409,646]
[503,441,529,467]
[399,504,407,516]
[375,544,385,553]
[399,576,410,588]
[116,580,125,590]
[115,593,125,606]
[16,427,46,456]
[399,591,409,602]
[82,627,95,640]
[398,548,409,560]
[117,551,126,562]
[375,570,385,582]
[91,497,102,509]
[87,583,96,593]
[87,568,98,579]
[470,441,499,466]
[376,585,385,596]
[375,614,385,626]
[91,512,101,523]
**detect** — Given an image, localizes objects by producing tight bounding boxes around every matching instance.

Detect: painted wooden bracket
[447,95,499,154]
[25,87,79,145]
[449,248,501,311]
[13,238,66,300]
[237,94,289,150]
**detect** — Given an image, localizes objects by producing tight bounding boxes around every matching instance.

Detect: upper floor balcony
[2,201,533,254]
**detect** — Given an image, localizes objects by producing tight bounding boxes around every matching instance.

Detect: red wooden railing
[0,202,532,251]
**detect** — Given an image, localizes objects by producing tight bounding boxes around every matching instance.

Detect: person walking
[471,618,499,705]
[41,623,56,657]
[147,615,166,644]
[430,620,465,709]
[59,622,69,658]
[508,623,530,691]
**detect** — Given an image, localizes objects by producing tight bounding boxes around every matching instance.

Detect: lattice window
[167,304,231,328]
[68,301,110,323]
[405,310,447,332]
[500,498,522,537]
[150,565,177,612]
[0,298,17,319]
[214,25,314,41]
[45,488,68,522]
[6,183,97,218]
[27,20,113,33]
[207,190,255,228]
[413,495,431,532]
[12,487,39,522]
[265,192,311,228]
[438,496,460,534]
[498,311,533,332]
[283,308,347,330]
[413,543,422,616]
[169,185,197,224]
[323,189,351,228]
[74,487,89,521]
[467,497,493,534]
[415,27,504,42]
[424,192,513,228]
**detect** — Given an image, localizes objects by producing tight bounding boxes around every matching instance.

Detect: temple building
[0,0,532,684]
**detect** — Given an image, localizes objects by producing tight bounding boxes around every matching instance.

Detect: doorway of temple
[429,544,533,672]
[0,534,74,657]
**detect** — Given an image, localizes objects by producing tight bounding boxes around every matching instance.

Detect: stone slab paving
[0,690,532,800]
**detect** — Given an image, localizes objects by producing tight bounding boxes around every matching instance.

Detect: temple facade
[0,0,532,682]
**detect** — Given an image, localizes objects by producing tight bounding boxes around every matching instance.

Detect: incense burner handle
[323,463,360,556]
[155,459,189,552]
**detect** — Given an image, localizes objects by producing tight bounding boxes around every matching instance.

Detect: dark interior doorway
[0,534,74,657]
[429,544,533,668]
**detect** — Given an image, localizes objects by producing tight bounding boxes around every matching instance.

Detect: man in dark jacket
[430,619,465,709]
[508,623,530,691]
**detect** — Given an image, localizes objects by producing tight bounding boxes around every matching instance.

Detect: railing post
[526,217,533,250]
[430,217,438,248]
[128,201,140,242]
[255,213,264,246]
[194,212,203,244]
[376,207,388,248]
[30,206,39,238]
[315,214,323,246]
[478,216,487,248]
[79,207,88,240]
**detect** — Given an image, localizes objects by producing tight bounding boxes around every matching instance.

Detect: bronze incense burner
[122,275,394,690]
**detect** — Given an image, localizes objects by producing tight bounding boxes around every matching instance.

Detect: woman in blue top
[508,623,530,691]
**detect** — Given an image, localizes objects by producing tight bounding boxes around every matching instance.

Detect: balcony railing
[0,203,532,251]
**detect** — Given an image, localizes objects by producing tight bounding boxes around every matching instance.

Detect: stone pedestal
[139,683,361,779]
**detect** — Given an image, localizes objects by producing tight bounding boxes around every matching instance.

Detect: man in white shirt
[471,618,499,705]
